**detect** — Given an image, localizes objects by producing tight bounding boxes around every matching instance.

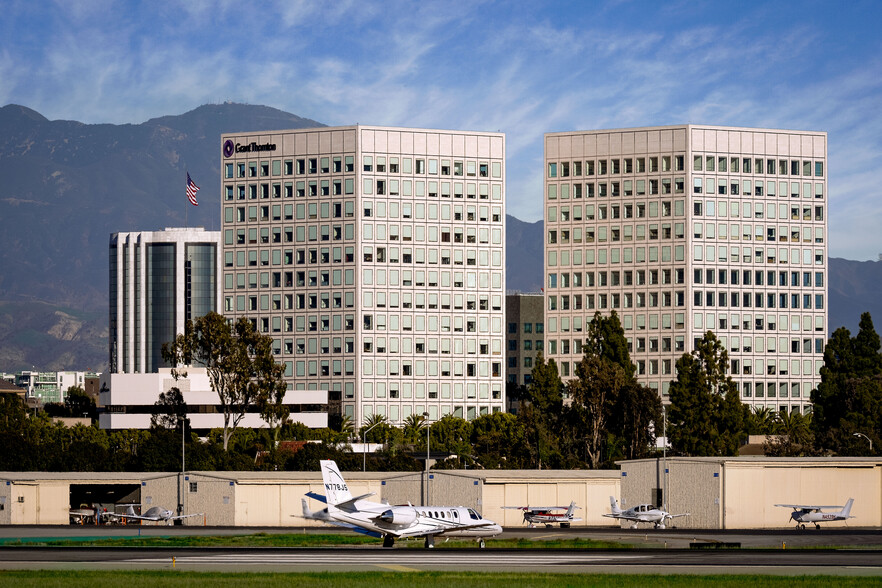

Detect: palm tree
[402,413,427,447]
[360,413,390,444]
[747,406,776,435]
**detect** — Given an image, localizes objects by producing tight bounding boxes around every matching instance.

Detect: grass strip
[0,571,880,587]
[0,533,632,549]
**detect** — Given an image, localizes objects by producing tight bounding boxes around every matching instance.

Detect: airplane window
[468,508,480,520]
[453,511,459,518]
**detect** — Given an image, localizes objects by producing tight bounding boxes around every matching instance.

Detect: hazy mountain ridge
[0,103,878,372]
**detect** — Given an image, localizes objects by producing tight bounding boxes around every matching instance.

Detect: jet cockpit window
[468,508,480,520]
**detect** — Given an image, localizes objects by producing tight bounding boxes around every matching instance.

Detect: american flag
[186,172,200,206]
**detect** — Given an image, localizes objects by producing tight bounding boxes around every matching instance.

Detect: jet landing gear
[383,535,395,548]
[424,535,435,549]
[478,538,486,549]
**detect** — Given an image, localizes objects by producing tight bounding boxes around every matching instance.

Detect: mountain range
[0,104,877,372]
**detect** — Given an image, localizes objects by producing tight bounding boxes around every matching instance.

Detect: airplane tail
[840,498,855,518]
[320,460,353,507]
[126,505,136,516]
[609,496,622,515]
[566,501,578,518]
[301,498,315,519]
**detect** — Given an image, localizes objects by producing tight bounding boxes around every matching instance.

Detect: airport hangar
[1,457,879,528]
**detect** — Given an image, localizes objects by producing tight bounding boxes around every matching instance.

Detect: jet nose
[490,523,503,535]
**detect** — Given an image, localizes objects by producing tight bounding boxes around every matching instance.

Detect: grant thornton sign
[223,139,277,157]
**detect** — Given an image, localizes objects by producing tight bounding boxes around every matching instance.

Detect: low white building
[99,368,327,430]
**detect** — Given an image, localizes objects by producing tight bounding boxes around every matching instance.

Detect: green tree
[162,312,287,451]
[812,312,882,455]
[568,355,625,469]
[402,413,428,447]
[518,352,565,468]
[470,412,529,469]
[65,386,97,420]
[611,379,662,461]
[669,331,747,456]
[150,387,188,430]
[429,415,473,458]
[764,410,815,457]
[565,312,660,467]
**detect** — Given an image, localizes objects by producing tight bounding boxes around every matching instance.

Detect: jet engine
[376,507,418,526]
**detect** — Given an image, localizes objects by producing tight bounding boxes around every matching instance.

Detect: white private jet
[603,496,689,529]
[302,459,502,548]
[503,501,582,528]
[111,505,203,526]
[775,498,855,529]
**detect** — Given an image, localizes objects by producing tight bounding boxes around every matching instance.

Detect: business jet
[112,505,203,525]
[503,501,582,528]
[603,496,689,529]
[775,498,855,529]
[303,459,502,548]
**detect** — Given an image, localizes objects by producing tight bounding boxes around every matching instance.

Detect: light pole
[853,432,873,452]
[662,404,667,511]
[362,421,384,472]
[423,412,430,505]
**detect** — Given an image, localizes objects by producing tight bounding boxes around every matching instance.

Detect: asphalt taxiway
[1,526,880,575]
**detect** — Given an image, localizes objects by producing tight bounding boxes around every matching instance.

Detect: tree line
[1,311,878,473]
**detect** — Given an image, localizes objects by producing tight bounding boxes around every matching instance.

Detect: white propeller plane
[111,505,204,526]
[775,498,855,529]
[603,496,689,529]
[302,459,502,548]
[503,501,582,528]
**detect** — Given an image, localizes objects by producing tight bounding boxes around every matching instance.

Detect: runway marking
[376,564,420,572]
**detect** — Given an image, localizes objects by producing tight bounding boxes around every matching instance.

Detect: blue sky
[2,0,881,260]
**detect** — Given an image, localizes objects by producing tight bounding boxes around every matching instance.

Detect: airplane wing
[335,492,377,511]
[390,521,499,539]
[665,513,690,519]
[775,504,843,510]
[504,505,571,511]
[112,512,153,521]
[168,513,204,520]
[306,492,327,503]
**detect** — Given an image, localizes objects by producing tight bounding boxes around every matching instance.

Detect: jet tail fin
[320,460,353,507]
[609,496,622,515]
[841,498,855,518]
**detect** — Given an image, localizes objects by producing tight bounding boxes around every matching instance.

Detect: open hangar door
[69,484,140,523]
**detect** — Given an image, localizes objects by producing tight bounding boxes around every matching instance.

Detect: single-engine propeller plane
[602,496,689,529]
[302,459,501,548]
[111,505,203,525]
[503,501,582,528]
[775,498,855,529]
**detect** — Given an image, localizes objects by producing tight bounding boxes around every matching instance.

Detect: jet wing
[335,492,377,510]
[503,505,570,511]
[390,520,499,539]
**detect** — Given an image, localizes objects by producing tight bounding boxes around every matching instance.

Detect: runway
[1,527,880,575]
[0,545,880,575]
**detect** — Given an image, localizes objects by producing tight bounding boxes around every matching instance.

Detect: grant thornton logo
[223,139,234,158]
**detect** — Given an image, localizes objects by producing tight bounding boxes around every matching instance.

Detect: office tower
[221,126,506,426]
[109,227,221,374]
[505,293,545,388]
[544,125,827,413]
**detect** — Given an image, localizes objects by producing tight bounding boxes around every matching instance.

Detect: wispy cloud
[3,0,882,258]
